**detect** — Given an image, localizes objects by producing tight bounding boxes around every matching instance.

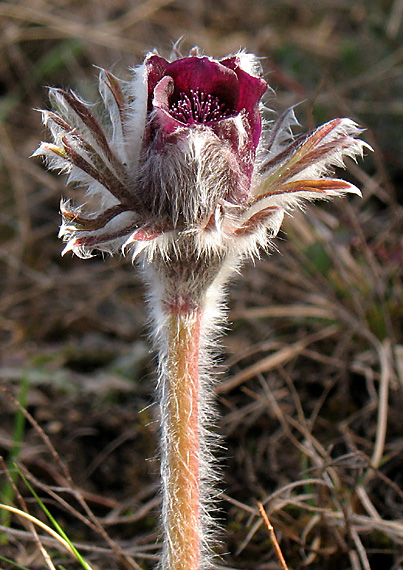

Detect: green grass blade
[0,555,31,570]
[0,372,29,528]
[16,469,94,570]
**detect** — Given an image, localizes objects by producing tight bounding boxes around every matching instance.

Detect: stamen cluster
[169,89,230,124]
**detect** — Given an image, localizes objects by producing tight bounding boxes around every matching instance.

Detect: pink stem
[161,308,202,570]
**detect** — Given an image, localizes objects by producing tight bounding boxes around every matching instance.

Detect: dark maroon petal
[165,57,240,110]
[220,56,267,113]
[153,76,184,134]
[220,56,267,148]
[145,55,170,103]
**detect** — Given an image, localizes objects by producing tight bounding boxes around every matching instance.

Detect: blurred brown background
[0,1,402,569]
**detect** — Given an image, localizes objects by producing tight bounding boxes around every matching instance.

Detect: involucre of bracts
[33,47,370,276]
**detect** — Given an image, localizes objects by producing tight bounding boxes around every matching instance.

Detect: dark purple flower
[147,55,265,143]
[136,53,267,221]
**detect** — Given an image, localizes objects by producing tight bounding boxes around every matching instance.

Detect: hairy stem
[159,307,203,570]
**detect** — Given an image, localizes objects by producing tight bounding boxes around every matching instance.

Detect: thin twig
[258,502,289,570]
[370,339,392,470]
[217,325,339,394]
[0,503,76,557]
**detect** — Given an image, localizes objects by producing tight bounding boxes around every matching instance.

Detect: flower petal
[164,56,240,110]
[220,55,267,147]
[153,76,182,134]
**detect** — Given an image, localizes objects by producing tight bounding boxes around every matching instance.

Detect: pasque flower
[34,45,369,570]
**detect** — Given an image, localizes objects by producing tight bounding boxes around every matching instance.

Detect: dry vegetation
[0,1,402,569]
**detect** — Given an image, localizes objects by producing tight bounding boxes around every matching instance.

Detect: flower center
[169,89,230,125]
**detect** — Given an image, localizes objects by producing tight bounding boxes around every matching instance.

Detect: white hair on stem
[143,257,230,570]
